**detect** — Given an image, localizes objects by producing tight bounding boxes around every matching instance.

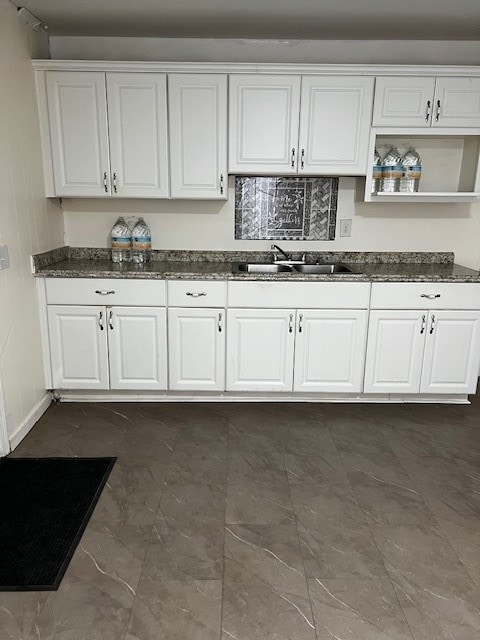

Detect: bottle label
[382,164,404,179]
[372,166,382,178]
[404,165,422,180]
[111,236,132,250]
[133,236,151,251]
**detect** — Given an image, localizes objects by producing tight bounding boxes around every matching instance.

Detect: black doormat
[0,457,115,591]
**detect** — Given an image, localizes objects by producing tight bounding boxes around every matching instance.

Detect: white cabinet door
[106,73,169,198]
[364,310,426,394]
[420,311,480,394]
[169,74,227,199]
[168,308,225,391]
[46,72,111,197]
[229,75,301,174]
[47,305,109,389]
[108,307,167,390]
[433,78,480,128]
[299,76,374,175]
[372,77,436,127]
[226,309,295,392]
[293,310,368,393]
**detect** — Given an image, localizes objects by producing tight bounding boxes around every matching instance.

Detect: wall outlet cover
[0,245,10,270]
[340,219,352,237]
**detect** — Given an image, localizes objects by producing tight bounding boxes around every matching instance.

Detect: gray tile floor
[3,397,480,639]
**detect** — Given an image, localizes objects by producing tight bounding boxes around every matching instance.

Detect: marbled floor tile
[278,425,337,457]
[126,579,222,640]
[308,577,414,640]
[290,477,365,531]
[228,451,286,472]
[228,422,282,453]
[226,467,294,524]
[436,512,480,587]
[283,450,348,486]
[91,456,167,529]
[328,417,390,457]
[143,483,226,579]
[0,592,49,640]
[165,443,227,485]
[370,523,480,640]
[262,403,329,429]
[297,521,387,580]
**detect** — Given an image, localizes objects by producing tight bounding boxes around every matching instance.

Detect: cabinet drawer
[370,283,480,310]
[167,280,227,307]
[228,281,371,309]
[45,278,166,306]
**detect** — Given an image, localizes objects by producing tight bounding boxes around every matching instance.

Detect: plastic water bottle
[371,149,382,194]
[132,217,151,264]
[400,147,422,193]
[381,147,403,193]
[110,217,132,263]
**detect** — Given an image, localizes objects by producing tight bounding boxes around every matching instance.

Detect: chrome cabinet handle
[420,294,440,299]
[98,311,104,331]
[103,171,108,193]
[430,314,436,334]
[95,290,115,296]
[425,100,431,122]
[186,292,207,297]
[218,312,223,333]
[300,149,305,169]
[288,313,293,333]
[298,313,304,333]
[220,173,224,195]
[113,172,117,193]
[291,148,296,168]
[420,314,426,334]
[435,100,441,122]
[108,310,114,330]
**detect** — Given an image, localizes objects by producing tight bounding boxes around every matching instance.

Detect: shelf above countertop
[369,191,480,203]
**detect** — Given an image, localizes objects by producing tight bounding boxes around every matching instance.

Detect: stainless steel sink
[236,263,292,273]
[293,264,353,274]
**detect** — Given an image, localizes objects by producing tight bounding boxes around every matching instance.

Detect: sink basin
[236,263,293,273]
[293,264,353,274]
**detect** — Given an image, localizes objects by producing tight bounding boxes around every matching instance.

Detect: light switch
[0,245,10,270]
[339,219,352,237]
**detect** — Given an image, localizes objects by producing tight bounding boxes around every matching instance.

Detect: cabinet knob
[108,310,114,330]
[420,294,440,299]
[186,292,207,297]
[300,149,305,170]
[113,172,118,193]
[430,314,436,334]
[95,290,115,295]
[291,148,296,168]
[220,173,224,195]
[425,100,431,122]
[420,314,426,334]
[98,311,104,331]
[288,313,293,333]
[435,100,441,122]
[218,312,223,332]
[103,171,108,193]
[298,313,304,333]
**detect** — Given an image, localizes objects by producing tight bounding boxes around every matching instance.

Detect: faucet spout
[270,244,306,265]
[271,244,291,261]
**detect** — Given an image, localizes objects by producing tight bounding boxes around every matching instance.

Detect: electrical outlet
[339,219,352,237]
[0,245,10,270]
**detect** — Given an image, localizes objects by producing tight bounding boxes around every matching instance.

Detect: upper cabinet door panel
[372,76,436,127]
[46,72,111,197]
[169,74,227,199]
[433,78,480,128]
[229,75,301,174]
[299,76,374,174]
[106,73,169,198]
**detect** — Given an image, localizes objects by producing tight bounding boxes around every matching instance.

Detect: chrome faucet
[271,244,306,265]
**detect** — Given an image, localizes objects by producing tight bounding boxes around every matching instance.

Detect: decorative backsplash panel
[235,177,338,241]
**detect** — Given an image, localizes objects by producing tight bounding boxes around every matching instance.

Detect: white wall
[63,177,480,269]
[49,36,480,66]
[0,0,64,443]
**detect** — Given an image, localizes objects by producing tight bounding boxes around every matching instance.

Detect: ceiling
[16,0,480,40]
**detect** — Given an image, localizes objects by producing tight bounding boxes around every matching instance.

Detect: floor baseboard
[9,393,52,452]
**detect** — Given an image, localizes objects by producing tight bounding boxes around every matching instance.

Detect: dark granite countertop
[32,248,480,283]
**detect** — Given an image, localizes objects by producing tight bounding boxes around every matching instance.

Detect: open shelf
[362,130,480,203]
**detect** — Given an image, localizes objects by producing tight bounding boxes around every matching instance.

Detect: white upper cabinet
[433,78,480,128]
[420,311,480,394]
[108,306,167,391]
[106,73,169,198]
[46,72,111,197]
[298,76,374,174]
[169,74,228,199]
[373,76,480,128]
[229,75,301,174]
[293,310,368,393]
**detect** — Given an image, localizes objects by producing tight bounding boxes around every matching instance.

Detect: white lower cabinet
[47,305,167,390]
[420,311,480,394]
[168,308,225,391]
[364,309,480,394]
[108,307,167,390]
[48,305,110,389]
[226,309,295,392]
[293,310,368,393]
